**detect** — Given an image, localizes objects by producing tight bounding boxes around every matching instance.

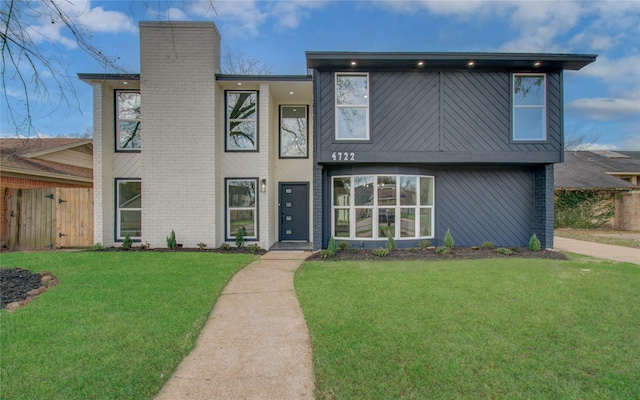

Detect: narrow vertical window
[116,90,141,150]
[280,105,308,158]
[335,73,369,140]
[116,179,141,240]
[226,91,258,151]
[226,179,257,239]
[513,74,546,141]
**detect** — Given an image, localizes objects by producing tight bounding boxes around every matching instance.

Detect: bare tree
[1,0,126,139]
[565,128,602,151]
[222,47,272,75]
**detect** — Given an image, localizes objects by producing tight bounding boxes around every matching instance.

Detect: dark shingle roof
[555,151,640,189]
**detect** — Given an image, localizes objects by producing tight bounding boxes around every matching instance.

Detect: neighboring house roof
[0,138,93,183]
[555,151,640,189]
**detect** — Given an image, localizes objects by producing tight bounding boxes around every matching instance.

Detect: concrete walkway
[554,237,640,265]
[155,252,314,400]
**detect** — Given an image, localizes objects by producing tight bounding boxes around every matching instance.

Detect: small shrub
[91,242,104,251]
[407,248,416,253]
[385,232,396,251]
[166,230,177,250]
[338,241,350,251]
[443,229,455,248]
[197,242,207,250]
[348,248,359,254]
[435,246,450,256]
[471,246,480,251]
[219,243,231,251]
[529,233,541,252]
[510,246,521,253]
[480,241,494,249]
[137,242,149,251]
[246,243,261,253]
[418,240,432,249]
[319,249,335,259]
[328,236,337,256]
[495,247,513,255]
[235,228,245,248]
[121,233,133,250]
[372,248,390,257]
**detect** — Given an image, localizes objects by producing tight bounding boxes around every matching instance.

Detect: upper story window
[226,91,258,151]
[335,73,369,141]
[116,90,141,151]
[513,73,546,141]
[280,105,308,158]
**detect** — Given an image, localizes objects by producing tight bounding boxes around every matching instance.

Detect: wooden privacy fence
[3,188,93,250]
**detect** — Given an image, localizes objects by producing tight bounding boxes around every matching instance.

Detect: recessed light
[467,60,475,67]
[350,61,357,66]
[237,82,242,86]
[123,81,128,85]
[533,61,542,67]
[417,61,425,67]
[290,91,294,95]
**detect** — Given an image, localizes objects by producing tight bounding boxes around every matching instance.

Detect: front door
[279,182,309,241]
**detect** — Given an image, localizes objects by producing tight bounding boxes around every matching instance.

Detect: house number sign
[331,152,355,161]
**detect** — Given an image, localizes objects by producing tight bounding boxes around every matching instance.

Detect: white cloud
[267,1,329,30]
[189,1,267,36]
[579,56,640,83]
[569,96,640,120]
[622,133,640,150]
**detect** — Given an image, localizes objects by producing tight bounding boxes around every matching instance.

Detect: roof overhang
[78,73,140,85]
[0,166,93,184]
[306,52,597,71]
[22,139,92,159]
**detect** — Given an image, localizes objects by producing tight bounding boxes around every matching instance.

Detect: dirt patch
[1,268,59,312]
[306,247,568,262]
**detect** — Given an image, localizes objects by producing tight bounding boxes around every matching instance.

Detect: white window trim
[332,175,435,240]
[335,72,370,141]
[512,73,547,142]
[115,90,141,151]
[226,178,258,240]
[116,179,141,241]
[226,90,258,151]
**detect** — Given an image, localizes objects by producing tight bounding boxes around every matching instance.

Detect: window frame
[512,73,547,142]
[335,72,370,141]
[225,90,259,152]
[114,89,141,152]
[331,174,435,240]
[279,105,309,159]
[115,178,142,241]
[225,178,259,241]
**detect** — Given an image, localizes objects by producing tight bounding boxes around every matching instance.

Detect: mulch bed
[305,247,568,262]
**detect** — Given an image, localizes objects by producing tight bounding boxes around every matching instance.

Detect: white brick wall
[140,22,221,248]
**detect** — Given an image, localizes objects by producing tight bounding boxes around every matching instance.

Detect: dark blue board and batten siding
[316,70,563,164]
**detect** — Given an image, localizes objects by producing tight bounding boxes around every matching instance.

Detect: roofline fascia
[22,139,92,159]
[0,166,93,183]
[78,73,140,83]
[216,74,312,82]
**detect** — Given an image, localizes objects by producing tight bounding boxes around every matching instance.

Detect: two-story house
[81,21,595,250]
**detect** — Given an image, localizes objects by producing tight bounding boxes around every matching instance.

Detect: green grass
[555,228,640,249]
[296,257,640,399]
[1,251,255,400]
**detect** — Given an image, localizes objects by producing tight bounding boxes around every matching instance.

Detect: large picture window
[332,175,434,240]
[116,179,141,240]
[226,91,258,151]
[335,73,369,140]
[280,105,308,158]
[226,179,257,240]
[116,90,141,151]
[513,74,546,141]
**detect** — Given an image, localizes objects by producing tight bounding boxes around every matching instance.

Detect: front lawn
[1,251,255,400]
[296,257,640,399]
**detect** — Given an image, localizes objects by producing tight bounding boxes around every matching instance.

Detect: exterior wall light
[260,179,267,192]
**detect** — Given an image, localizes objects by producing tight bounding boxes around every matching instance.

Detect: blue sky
[2,0,639,149]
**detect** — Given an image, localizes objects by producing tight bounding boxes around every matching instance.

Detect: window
[513,74,546,141]
[116,179,141,240]
[226,179,257,239]
[280,105,308,158]
[332,175,434,240]
[116,90,141,150]
[226,91,258,151]
[335,73,369,140]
